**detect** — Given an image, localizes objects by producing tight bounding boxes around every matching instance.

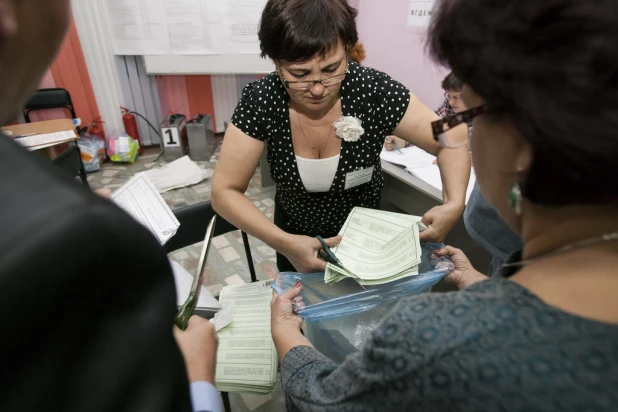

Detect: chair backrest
[165,202,238,252]
[166,201,257,282]
[23,88,77,123]
[52,145,88,186]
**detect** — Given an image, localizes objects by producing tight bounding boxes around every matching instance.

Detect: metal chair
[165,201,258,283]
[23,88,89,188]
[168,201,259,412]
[23,88,77,121]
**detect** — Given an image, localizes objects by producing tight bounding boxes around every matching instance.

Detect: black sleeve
[230,81,268,141]
[372,71,411,135]
[0,165,192,412]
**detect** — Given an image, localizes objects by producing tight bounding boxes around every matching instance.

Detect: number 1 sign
[162,127,180,147]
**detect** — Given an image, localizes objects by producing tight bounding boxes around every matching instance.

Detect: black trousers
[274,202,339,273]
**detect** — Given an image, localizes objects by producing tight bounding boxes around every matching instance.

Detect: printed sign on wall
[408,1,435,27]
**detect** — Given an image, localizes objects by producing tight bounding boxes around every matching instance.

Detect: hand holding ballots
[324,207,427,285]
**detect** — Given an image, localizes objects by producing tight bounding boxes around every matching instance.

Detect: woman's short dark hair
[441,72,463,92]
[428,0,618,206]
[259,0,358,62]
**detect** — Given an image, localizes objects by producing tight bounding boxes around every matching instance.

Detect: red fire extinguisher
[86,116,106,142]
[121,107,143,155]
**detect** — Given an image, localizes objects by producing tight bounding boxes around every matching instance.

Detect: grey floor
[88,144,286,412]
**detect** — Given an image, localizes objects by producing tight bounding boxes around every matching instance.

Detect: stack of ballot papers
[380,146,476,203]
[325,207,424,285]
[215,281,278,394]
[111,174,180,245]
[143,155,212,193]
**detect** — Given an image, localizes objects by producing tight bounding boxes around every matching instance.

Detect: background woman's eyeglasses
[282,65,350,91]
[431,105,486,148]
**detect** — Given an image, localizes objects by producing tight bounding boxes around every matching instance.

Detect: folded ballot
[214,281,278,394]
[324,208,424,285]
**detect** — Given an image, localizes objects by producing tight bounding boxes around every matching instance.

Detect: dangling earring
[509,182,522,215]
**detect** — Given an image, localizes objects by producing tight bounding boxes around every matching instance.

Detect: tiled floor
[88,144,286,411]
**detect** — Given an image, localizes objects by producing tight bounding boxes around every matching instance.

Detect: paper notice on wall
[103,0,171,55]
[208,0,267,54]
[161,0,217,54]
[103,0,267,56]
[408,1,435,27]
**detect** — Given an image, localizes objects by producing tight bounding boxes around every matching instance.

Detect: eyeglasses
[444,92,461,103]
[281,64,349,91]
[431,105,486,148]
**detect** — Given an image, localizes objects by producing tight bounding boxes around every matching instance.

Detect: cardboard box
[2,119,78,159]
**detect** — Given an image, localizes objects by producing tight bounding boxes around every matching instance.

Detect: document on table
[112,174,180,245]
[170,259,222,310]
[380,146,477,204]
[215,281,278,394]
[380,146,435,170]
[325,208,423,285]
[14,130,77,151]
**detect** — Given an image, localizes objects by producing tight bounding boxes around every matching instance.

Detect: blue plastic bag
[271,242,454,362]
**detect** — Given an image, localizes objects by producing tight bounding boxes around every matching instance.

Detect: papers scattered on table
[143,155,212,193]
[112,174,180,245]
[380,145,435,170]
[215,281,277,394]
[170,259,222,311]
[14,130,77,151]
[325,208,424,285]
[380,146,476,203]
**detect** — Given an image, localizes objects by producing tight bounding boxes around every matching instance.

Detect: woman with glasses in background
[212,0,470,273]
[386,72,466,151]
[270,0,618,409]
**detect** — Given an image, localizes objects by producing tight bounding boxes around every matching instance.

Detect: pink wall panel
[185,75,217,130]
[156,75,190,121]
[49,18,101,125]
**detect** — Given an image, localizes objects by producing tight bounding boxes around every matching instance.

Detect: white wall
[356,0,448,110]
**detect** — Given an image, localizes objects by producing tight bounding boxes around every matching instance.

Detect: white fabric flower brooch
[333,116,365,142]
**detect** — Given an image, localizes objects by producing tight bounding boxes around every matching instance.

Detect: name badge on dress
[344,166,374,190]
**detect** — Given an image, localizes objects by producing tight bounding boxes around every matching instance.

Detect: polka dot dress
[230,61,411,237]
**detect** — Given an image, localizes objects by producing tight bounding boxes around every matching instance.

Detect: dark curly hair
[259,0,358,62]
[428,0,618,206]
[441,72,463,92]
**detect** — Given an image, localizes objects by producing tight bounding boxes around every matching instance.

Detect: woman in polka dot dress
[212,0,471,273]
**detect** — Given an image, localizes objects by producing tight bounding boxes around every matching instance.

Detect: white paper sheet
[210,305,233,331]
[103,0,171,55]
[380,146,435,170]
[170,259,223,310]
[14,130,77,150]
[112,174,180,244]
[409,165,476,204]
[380,146,476,204]
[102,0,267,56]
[143,155,212,193]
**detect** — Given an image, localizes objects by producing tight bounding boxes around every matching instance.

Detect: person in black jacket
[0,1,218,411]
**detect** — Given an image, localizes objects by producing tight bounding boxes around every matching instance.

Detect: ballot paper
[143,155,212,193]
[215,281,278,394]
[380,146,477,204]
[380,145,435,170]
[170,259,222,311]
[112,174,180,245]
[324,207,423,285]
[14,130,77,151]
